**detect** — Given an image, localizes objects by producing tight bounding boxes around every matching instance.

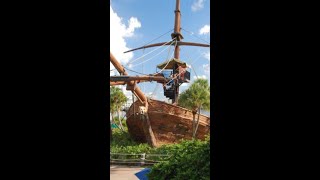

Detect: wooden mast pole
[172,0,182,104]
[173,0,182,59]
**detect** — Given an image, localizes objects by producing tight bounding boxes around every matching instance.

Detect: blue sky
[110,0,210,103]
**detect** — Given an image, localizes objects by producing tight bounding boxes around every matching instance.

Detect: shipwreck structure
[110,0,210,147]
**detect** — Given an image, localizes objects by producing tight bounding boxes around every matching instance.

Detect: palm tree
[110,101,117,128]
[110,100,116,141]
[110,86,128,131]
[178,79,210,139]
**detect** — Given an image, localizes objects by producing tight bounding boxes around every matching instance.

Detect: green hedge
[147,136,210,180]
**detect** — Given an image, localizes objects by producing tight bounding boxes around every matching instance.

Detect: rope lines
[129,39,176,68]
[164,48,205,86]
[152,40,178,75]
[189,50,205,65]
[123,67,150,76]
[151,83,160,97]
[110,38,176,72]
[181,27,210,44]
[165,68,188,86]
[140,28,174,47]
[127,38,176,66]
[191,65,199,79]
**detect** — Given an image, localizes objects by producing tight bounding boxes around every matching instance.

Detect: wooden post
[141,153,146,166]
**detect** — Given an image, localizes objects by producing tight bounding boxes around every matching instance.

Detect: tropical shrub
[147,136,210,180]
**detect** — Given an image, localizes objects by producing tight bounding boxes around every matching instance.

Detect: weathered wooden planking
[126,99,210,146]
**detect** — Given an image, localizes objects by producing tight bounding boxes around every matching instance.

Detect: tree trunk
[110,113,114,141]
[117,109,124,131]
[194,108,201,139]
[110,120,112,141]
[110,113,114,124]
[192,111,196,139]
[111,112,121,130]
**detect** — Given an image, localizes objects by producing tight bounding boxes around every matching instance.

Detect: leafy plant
[147,136,210,180]
[178,79,210,139]
[110,86,128,131]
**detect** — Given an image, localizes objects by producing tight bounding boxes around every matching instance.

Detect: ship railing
[110,152,171,166]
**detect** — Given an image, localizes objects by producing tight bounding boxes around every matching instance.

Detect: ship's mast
[171,0,182,104]
[120,0,209,105]
[173,0,182,59]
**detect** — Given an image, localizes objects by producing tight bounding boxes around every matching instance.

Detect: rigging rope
[141,28,174,47]
[181,28,210,44]
[110,38,176,72]
[165,68,188,86]
[191,65,199,79]
[130,40,176,68]
[189,50,205,65]
[118,40,177,76]
[151,83,160,97]
[152,40,178,75]
[123,67,150,76]
[126,38,176,66]
[164,49,204,86]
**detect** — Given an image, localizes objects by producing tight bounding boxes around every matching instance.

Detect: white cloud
[110,4,143,101]
[203,51,210,61]
[146,92,156,99]
[192,0,205,12]
[203,64,210,75]
[194,75,207,80]
[119,85,132,100]
[125,17,141,37]
[199,25,210,35]
[110,5,141,70]
[110,68,115,76]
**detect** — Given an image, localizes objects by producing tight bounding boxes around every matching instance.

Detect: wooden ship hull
[126,99,210,146]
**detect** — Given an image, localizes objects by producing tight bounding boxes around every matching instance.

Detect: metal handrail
[110,152,171,166]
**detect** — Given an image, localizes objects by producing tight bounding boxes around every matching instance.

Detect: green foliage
[110,86,128,114]
[147,136,210,180]
[112,116,128,129]
[111,128,137,146]
[110,118,153,155]
[178,78,210,111]
[178,79,210,138]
